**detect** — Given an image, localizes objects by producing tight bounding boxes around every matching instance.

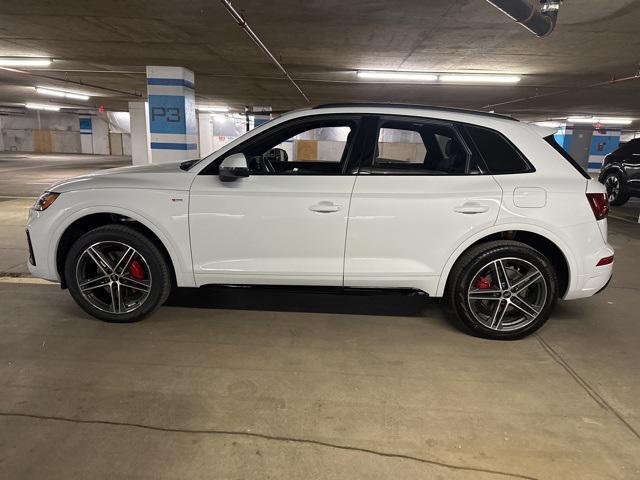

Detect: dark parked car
[599,138,640,205]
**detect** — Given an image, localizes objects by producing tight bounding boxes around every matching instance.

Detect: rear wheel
[603,172,629,206]
[447,241,558,340]
[64,225,171,322]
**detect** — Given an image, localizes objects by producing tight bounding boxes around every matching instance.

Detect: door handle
[454,202,490,214]
[309,201,342,213]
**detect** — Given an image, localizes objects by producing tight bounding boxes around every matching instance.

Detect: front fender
[598,162,627,183]
[39,189,195,287]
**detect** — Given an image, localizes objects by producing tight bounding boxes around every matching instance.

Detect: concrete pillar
[129,101,150,165]
[0,117,4,151]
[79,116,93,153]
[91,114,110,155]
[588,128,621,172]
[198,112,214,158]
[146,66,197,163]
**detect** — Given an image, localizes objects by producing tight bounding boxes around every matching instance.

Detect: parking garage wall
[1,112,81,153]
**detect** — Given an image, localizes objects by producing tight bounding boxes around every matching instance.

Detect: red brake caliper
[474,275,492,289]
[128,260,145,280]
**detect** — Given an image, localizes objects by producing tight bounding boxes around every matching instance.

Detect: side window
[372,120,470,174]
[245,121,356,175]
[466,125,532,174]
[620,139,640,161]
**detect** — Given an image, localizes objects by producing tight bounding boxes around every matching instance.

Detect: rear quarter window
[544,135,590,179]
[465,125,532,174]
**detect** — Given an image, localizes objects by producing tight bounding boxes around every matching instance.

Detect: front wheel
[64,225,172,322]
[603,172,630,206]
[447,241,558,340]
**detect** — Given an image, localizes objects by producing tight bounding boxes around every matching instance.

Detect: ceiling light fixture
[439,74,521,84]
[357,71,438,82]
[26,103,61,111]
[534,121,562,128]
[567,116,633,126]
[0,57,52,67]
[357,71,521,84]
[197,105,230,112]
[36,87,90,101]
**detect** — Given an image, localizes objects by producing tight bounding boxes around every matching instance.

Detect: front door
[344,116,503,295]
[189,115,362,286]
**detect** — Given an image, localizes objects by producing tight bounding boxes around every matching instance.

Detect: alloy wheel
[75,241,152,314]
[604,175,620,203]
[467,257,548,332]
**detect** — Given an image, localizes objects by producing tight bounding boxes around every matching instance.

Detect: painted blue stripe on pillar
[147,78,195,89]
[588,162,604,170]
[150,142,198,150]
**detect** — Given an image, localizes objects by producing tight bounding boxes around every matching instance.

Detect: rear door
[344,116,502,295]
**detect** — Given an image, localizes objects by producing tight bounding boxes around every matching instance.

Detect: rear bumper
[564,244,614,300]
[594,274,612,296]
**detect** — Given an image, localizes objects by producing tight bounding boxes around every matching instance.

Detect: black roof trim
[312,102,519,122]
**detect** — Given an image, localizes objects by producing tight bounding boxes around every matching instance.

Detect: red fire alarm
[98,105,105,113]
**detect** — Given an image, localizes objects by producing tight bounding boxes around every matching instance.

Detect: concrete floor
[0,153,131,197]
[1,154,639,479]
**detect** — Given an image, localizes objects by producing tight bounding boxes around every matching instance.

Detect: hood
[48,161,196,193]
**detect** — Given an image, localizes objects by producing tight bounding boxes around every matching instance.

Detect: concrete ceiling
[0,0,639,123]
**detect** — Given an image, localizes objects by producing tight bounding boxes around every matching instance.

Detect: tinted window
[372,120,472,175]
[615,138,640,156]
[544,135,590,179]
[466,125,531,174]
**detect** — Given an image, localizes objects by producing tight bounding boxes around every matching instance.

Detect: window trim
[463,123,536,175]
[199,114,364,176]
[357,115,480,176]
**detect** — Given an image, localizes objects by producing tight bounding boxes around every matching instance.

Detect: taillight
[586,193,609,220]
[596,255,614,266]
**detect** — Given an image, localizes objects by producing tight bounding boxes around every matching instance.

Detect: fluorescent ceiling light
[534,121,562,128]
[357,71,521,84]
[357,71,438,82]
[26,103,60,111]
[439,74,521,84]
[567,116,633,125]
[197,105,229,112]
[0,57,52,67]
[36,87,90,101]
[567,116,597,124]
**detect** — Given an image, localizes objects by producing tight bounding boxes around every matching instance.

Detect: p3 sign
[148,95,187,134]
[151,107,181,123]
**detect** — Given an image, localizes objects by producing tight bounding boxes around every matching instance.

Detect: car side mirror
[219,153,250,181]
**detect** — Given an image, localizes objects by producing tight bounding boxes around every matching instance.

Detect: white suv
[26,104,614,339]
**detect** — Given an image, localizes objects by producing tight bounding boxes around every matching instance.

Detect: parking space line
[0,276,57,285]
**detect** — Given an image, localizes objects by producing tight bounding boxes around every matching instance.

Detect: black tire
[64,224,172,323]
[602,172,630,206]
[447,240,558,340]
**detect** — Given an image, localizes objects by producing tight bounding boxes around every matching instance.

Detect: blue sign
[79,117,92,131]
[149,95,187,135]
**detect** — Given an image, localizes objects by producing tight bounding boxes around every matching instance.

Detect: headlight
[33,192,60,211]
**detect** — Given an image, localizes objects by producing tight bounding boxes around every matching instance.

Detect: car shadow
[165,285,438,318]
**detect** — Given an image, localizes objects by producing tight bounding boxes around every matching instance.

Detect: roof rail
[312,102,519,121]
